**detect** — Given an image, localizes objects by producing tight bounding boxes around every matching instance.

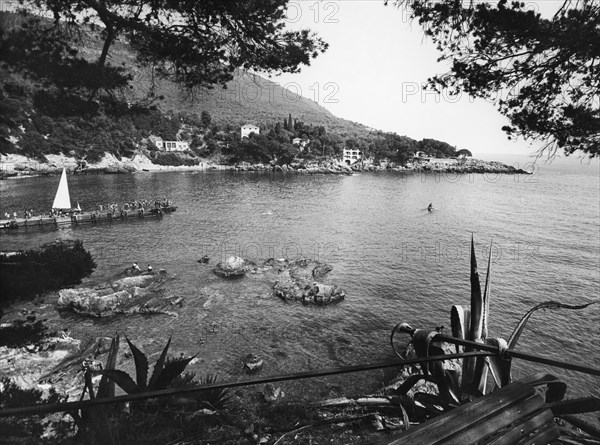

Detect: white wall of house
[343,148,361,165]
[154,139,189,152]
[241,125,260,138]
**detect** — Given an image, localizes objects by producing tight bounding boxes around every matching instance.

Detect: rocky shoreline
[1,153,533,179]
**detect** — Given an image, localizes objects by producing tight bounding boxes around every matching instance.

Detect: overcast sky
[272,0,566,160]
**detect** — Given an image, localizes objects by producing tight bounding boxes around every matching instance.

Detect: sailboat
[52,168,72,212]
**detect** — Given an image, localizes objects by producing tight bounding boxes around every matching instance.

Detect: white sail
[52,168,72,210]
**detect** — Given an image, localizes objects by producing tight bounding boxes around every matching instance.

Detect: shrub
[0,239,96,307]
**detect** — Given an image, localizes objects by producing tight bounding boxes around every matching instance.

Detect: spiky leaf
[463,236,483,386]
[390,322,415,359]
[409,329,460,407]
[472,354,489,394]
[483,337,511,390]
[148,336,172,390]
[150,355,196,391]
[469,234,483,342]
[481,241,492,340]
[197,374,233,410]
[411,329,440,375]
[450,305,470,354]
[97,369,141,394]
[398,402,411,431]
[508,301,598,349]
[97,334,120,399]
[125,335,149,390]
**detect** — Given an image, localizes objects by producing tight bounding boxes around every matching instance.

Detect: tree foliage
[1,16,131,96]
[456,148,473,158]
[0,239,96,306]
[10,0,327,94]
[393,0,600,157]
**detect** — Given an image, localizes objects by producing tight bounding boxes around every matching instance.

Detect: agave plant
[169,373,234,412]
[97,335,196,394]
[72,335,121,445]
[391,235,597,410]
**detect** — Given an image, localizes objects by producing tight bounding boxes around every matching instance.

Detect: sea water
[1,155,598,401]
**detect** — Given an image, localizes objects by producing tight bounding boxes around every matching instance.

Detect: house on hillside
[292,137,310,151]
[241,124,260,139]
[413,152,430,164]
[153,138,189,152]
[343,147,361,165]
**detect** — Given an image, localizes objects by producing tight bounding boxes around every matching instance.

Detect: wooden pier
[0,207,176,232]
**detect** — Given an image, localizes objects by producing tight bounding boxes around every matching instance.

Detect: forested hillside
[0,11,458,166]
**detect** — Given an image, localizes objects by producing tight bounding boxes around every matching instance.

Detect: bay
[1,155,598,400]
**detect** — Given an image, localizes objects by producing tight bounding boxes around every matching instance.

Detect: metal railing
[2,335,599,418]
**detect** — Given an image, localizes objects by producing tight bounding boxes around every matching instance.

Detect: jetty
[1,168,176,232]
[0,207,176,232]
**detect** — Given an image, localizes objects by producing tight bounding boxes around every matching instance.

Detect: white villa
[153,138,189,152]
[292,138,310,151]
[343,147,361,165]
[241,124,260,139]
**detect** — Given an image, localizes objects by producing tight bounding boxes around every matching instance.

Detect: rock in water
[110,275,156,291]
[305,283,345,305]
[243,353,264,373]
[312,263,333,279]
[213,256,248,278]
[57,271,179,317]
[271,259,344,306]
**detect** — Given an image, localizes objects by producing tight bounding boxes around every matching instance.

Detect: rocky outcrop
[273,278,345,306]
[213,256,253,278]
[57,271,182,317]
[413,158,532,175]
[211,256,345,305]
[231,158,533,175]
[271,258,345,306]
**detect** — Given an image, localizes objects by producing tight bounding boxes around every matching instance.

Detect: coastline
[1,152,533,180]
